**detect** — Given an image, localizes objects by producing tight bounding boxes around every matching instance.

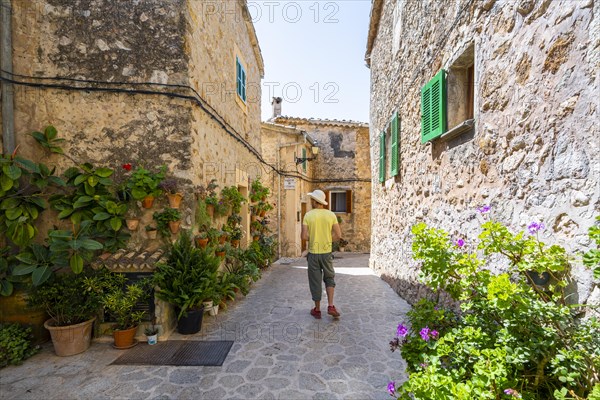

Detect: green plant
[220,186,246,214]
[250,179,270,202]
[152,231,220,320]
[29,125,65,155]
[102,274,150,330]
[195,198,212,232]
[0,324,38,368]
[224,247,261,295]
[583,216,600,279]
[387,215,600,400]
[152,208,182,238]
[206,227,221,245]
[144,325,159,336]
[47,220,104,274]
[126,165,166,200]
[28,269,114,326]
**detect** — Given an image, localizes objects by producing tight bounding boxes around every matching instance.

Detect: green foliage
[390,219,600,400]
[102,274,151,330]
[153,208,182,238]
[126,165,166,200]
[195,198,212,232]
[153,231,221,320]
[28,268,114,326]
[29,125,65,154]
[249,179,270,202]
[223,247,261,295]
[220,186,246,214]
[0,324,38,368]
[583,216,600,279]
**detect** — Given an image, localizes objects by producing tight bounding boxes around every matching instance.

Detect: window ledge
[439,119,475,142]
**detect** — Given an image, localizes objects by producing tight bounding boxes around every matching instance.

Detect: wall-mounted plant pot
[195,237,209,248]
[259,211,266,217]
[215,251,226,258]
[142,195,155,209]
[231,240,240,248]
[206,204,214,218]
[219,235,227,245]
[146,229,158,239]
[167,193,183,209]
[251,215,258,222]
[253,236,260,242]
[126,219,140,231]
[168,220,181,234]
[526,271,550,286]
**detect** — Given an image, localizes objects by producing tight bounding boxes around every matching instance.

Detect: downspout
[1,0,15,154]
[277,134,307,258]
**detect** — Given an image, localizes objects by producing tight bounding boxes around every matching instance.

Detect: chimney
[271,97,282,119]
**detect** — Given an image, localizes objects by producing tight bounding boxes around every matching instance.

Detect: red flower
[122,163,132,171]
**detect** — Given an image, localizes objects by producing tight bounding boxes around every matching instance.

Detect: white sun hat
[307,189,328,205]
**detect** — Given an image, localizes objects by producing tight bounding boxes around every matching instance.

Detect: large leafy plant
[126,165,166,200]
[387,215,600,400]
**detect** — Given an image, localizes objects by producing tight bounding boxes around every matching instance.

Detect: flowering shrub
[388,213,600,400]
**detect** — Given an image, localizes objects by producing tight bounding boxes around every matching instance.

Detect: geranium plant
[387,212,600,400]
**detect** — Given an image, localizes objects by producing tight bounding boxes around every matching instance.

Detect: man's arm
[301,224,309,241]
[332,223,342,242]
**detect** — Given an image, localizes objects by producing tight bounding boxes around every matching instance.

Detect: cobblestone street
[0,253,410,400]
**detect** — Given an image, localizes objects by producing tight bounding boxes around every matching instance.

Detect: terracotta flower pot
[231,239,240,248]
[167,193,183,209]
[215,251,226,258]
[250,215,258,222]
[195,237,209,248]
[146,229,158,239]
[142,195,155,209]
[253,236,260,242]
[126,219,139,231]
[44,317,96,357]
[219,235,227,245]
[260,211,266,217]
[168,220,181,234]
[113,325,138,349]
[206,204,214,218]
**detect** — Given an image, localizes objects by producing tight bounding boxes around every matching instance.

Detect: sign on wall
[284,177,296,190]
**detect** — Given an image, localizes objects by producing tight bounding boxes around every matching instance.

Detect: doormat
[111,340,234,366]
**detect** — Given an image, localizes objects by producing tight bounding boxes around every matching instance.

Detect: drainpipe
[277,135,307,258]
[1,0,15,154]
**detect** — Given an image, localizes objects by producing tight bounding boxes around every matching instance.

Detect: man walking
[301,189,342,319]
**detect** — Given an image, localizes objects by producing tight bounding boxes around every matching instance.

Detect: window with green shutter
[302,148,307,172]
[236,57,247,103]
[391,112,399,176]
[421,69,447,143]
[379,131,385,183]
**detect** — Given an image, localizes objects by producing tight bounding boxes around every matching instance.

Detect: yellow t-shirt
[303,209,338,254]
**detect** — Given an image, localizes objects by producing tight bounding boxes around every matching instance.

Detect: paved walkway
[0,253,411,400]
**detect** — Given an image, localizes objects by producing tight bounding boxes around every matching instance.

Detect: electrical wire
[0,70,371,184]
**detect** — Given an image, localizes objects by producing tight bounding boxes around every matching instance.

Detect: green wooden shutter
[391,112,399,176]
[379,131,385,183]
[236,57,241,98]
[302,148,307,172]
[421,69,447,143]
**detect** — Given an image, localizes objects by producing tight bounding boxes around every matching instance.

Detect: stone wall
[368,0,599,304]
[273,118,372,253]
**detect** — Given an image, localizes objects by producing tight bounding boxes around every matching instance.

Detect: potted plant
[194,231,209,248]
[218,228,228,245]
[250,179,270,203]
[215,245,227,258]
[102,275,149,349]
[144,320,159,345]
[126,165,166,208]
[28,269,113,356]
[153,208,182,237]
[204,179,219,217]
[220,186,246,214]
[159,178,184,209]
[251,231,260,242]
[125,209,141,231]
[206,227,221,246]
[153,231,220,334]
[145,225,158,239]
[256,201,273,217]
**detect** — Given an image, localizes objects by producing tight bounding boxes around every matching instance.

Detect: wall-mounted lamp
[295,146,319,164]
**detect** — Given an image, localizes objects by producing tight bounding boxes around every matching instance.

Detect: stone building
[1,0,266,334]
[268,115,372,255]
[365,0,599,304]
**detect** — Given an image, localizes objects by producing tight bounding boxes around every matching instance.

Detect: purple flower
[504,388,521,398]
[387,381,396,396]
[527,222,545,234]
[419,362,428,369]
[420,327,430,341]
[477,205,491,213]
[430,330,439,339]
[396,324,408,337]
[454,238,465,247]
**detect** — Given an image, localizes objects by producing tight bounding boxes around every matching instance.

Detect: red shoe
[327,305,340,318]
[310,307,321,319]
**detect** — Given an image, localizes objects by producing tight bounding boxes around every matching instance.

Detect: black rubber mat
[111,340,234,366]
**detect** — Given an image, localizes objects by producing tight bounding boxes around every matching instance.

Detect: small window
[329,190,352,213]
[447,43,475,127]
[236,56,246,103]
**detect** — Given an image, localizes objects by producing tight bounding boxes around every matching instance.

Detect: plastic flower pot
[176,307,204,335]
[146,334,158,345]
[202,300,213,312]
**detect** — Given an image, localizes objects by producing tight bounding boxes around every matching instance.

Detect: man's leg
[326,286,335,307]
[321,253,340,317]
[307,253,322,318]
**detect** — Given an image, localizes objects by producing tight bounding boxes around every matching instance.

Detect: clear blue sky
[251,1,372,122]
